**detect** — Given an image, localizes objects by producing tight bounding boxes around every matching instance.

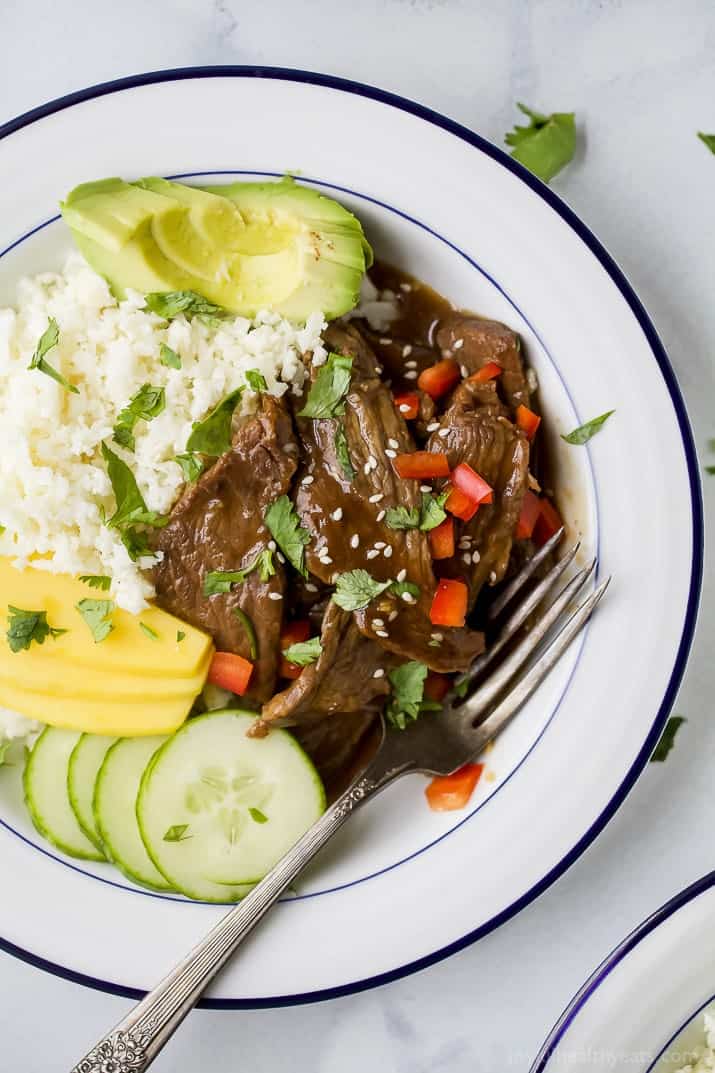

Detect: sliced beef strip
[436,313,530,413]
[427,379,529,605]
[152,395,298,703]
[257,602,392,729]
[295,323,484,672]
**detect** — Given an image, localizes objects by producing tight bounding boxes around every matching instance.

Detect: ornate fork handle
[71,762,396,1073]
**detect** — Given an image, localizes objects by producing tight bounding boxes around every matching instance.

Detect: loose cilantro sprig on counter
[651,716,686,762]
[697,132,715,155]
[505,103,576,183]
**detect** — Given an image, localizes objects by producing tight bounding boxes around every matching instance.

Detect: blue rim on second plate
[0,66,704,1009]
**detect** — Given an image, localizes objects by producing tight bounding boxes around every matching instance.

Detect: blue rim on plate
[531,871,715,1072]
[0,66,704,1009]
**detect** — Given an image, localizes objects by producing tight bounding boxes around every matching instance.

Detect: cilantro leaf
[6,606,67,653]
[265,496,311,577]
[163,824,191,842]
[185,388,243,457]
[332,569,391,611]
[697,132,715,155]
[651,716,686,762]
[101,441,149,529]
[245,368,268,393]
[79,574,111,592]
[76,598,114,643]
[113,383,165,451]
[176,630,186,643]
[282,636,322,667]
[159,343,181,369]
[120,526,152,561]
[144,291,229,323]
[249,807,268,824]
[298,353,353,418]
[389,580,420,601]
[28,318,79,394]
[385,661,430,730]
[561,410,615,445]
[505,103,576,183]
[139,622,159,640]
[234,608,258,660]
[385,492,448,532]
[204,549,276,596]
[174,452,205,483]
[334,421,355,480]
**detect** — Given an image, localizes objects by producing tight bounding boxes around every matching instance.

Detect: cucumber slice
[68,733,116,850]
[24,728,105,861]
[94,736,174,892]
[137,710,325,895]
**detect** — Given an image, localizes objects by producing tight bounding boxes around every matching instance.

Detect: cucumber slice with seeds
[68,733,116,851]
[24,727,105,861]
[94,736,174,892]
[137,710,325,896]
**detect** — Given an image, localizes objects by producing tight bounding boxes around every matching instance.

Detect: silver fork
[71,530,610,1073]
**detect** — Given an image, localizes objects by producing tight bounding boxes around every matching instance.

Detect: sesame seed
[374,365,383,374]
[284,443,298,453]
[385,448,397,458]
[387,437,399,449]
[363,461,372,475]
[380,337,392,345]
[472,550,481,563]
[453,338,464,350]
[404,360,417,369]
[372,668,385,678]
[301,475,314,486]
[305,582,318,593]
[430,631,444,641]
[404,370,418,380]
[277,552,286,564]
[458,538,472,549]
[426,422,440,433]
[396,568,407,582]
[388,610,399,622]
[383,546,393,558]
[374,542,386,549]
[420,484,432,493]
[366,549,380,560]
[320,554,333,565]
[399,404,411,414]
[489,571,497,583]
[368,455,377,468]
[401,592,416,604]
[350,534,360,548]
[400,283,412,292]
[376,509,386,521]
[268,592,283,601]
[438,428,450,439]
[331,507,343,521]
[375,629,390,638]
[402,344,413,358]
[369,493,384,503]
[372,618,385,627]
[267,540,277,551]
[460,364,469,378]
[463,552,472,565]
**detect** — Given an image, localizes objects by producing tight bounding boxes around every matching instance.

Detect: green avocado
[60,176,372,320]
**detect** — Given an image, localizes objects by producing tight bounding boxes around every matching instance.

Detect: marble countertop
[2,2,714,1069]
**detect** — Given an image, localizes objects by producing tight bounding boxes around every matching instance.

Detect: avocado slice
[60,176,373,320]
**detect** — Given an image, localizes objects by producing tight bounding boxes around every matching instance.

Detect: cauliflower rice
[0,252,327,615]
[674,1010,715,1073]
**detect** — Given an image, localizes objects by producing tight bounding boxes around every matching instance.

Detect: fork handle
[70,763,393,1073]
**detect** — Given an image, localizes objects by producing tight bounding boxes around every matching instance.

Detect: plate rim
[0,64,704,1009]
[530,870,715,1071]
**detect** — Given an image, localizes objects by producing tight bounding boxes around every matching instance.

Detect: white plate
[531,872,715,1071]
[0,68,703,1006]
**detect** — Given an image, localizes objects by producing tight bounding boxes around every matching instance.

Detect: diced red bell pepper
[207,651,253,695]
[417,358,461,400]
[426,762,484,811]
[394,451,450,480]
[430,578,468,627]
[533,497,563,546]
[393,392,419,420]
[515,490,541,540]
[429,516,455,560]
[451,462,493,505]
[516,404,541,441]
[445,483,479,522]
[424,672,451,702]
[279,619,311,679]
[468,362,502,384]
